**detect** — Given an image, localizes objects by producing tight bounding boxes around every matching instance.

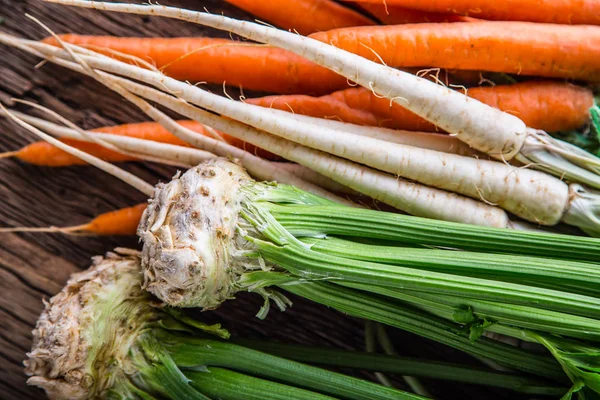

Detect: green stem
[305,281,600,394]
[518,279,600,299]
[232,339,566,396]
[365,320,396,389]
[253,235,600,319]
[375,325,432,398]
[303,236,600,292]
[591,101,600,141]
[263,203,600,262]
[342,282,600,341]
[272,279,564,381]
[187,368,337,400]
[163,333,423,400]
[139,338,210,400]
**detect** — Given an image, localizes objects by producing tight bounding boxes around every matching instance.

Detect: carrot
[48,2,600,234]
[41,35,485,96]
[0,203,148,236]
[225,0,375,35]
[343,0,600,25]
[73,203,147,235]
[309,22,600,82]
[43,35,346,95]
[3,139,138,166]
[249,82,596,133]
[2,120,278,166]
[87,56,508,228]
[6,105,349,205]
[356,3,472,24]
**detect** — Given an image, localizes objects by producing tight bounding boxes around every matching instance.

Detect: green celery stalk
[247,213,600,319]
[301,236,600,293]
[186,368,336,400]
[266,204,600,262]
[136,159,600,396]
[233,339,567,396]
[240,273,564,380]
[341,282,600,341]
[165,334,421,400]
[25,253,420,400]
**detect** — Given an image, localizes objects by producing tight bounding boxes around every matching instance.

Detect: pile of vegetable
[3,0,600,398]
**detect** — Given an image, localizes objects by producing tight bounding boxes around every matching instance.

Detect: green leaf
[452,305,476,324]
[561,381,584,400]
[468,319,494,343]
[534,334,600,397]
[591,105,600,142]
[164,309,230,339]
[451,306,495,342]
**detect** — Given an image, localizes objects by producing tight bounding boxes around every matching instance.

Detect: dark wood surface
[0,2,526,399]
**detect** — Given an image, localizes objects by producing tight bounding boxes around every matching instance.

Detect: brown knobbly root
[138,158,256,309]
[24,250,150,400]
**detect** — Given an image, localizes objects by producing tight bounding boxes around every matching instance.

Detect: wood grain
[0,1,526,399]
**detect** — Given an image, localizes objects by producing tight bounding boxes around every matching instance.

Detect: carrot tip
[0,151,18,160]
[0,223,89,234]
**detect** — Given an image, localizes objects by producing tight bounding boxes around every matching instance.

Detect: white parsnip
[0,36,349,205]
[80,68,353,205]
[0,105,155,196]
[4,107,355,205]
[9,35,570,226]
[244,105,479,157]
[3,34,513,228]
[48,0,600,191]
[103,74,512,227]
[0,110,214,168]
[35,0,524,158]
[272,162,357,196]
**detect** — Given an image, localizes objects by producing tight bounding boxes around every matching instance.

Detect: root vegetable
[344,0,600,25]
[225,0,376,35]
[249,82,597,134]
[59,1,600,191]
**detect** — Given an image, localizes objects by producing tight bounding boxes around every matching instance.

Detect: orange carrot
[309,22,600,82]
[3,120,278,167]
[248,81,595,133]
[466,82,595,133]
[225,0,375,35]
[0,203,148,236]
[43,35,346,95]
[344,0,600,25]
[357,3,472,24]
[78,203,147,235]
[7,139,141,167]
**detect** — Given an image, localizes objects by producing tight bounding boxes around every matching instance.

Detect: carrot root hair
[0,224,90,235]
[0,151,18,159]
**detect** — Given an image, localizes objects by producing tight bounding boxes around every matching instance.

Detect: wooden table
[0,2,518,399]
